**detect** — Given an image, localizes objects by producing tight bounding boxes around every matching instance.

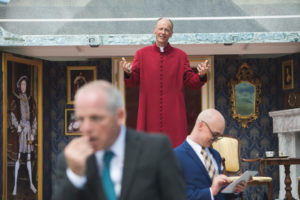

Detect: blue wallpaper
[214,56,279,199]
[280,54,300,108]
[42,62,52,200]
[42,59,112,200]
[214,53,300,199]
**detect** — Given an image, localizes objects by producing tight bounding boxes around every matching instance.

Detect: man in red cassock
[120,17,209,147]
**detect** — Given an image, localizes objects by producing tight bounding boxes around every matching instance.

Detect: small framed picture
[282,60,294,90]
[67,66,97,104]
[65,108,81,136]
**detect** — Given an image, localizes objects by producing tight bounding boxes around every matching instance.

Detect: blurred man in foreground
[53,80,187,200]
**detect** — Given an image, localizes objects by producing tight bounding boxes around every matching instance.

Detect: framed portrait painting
[65,108,80,136]
[2,53,43,200]
[67,66,97,104]
[282,60,294,90]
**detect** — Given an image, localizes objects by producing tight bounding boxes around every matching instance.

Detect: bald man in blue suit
[175,109,246,200]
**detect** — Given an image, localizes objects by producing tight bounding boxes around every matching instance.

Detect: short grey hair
[156,17,174,32]
[75,80,124,113]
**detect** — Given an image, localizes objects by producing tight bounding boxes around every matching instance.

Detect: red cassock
[125,43,207,147]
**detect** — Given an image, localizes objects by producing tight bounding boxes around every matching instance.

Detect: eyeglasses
[201,120,222,142]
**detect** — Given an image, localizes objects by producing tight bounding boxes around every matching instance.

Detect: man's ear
[117,108,126,125]
[197,121,203,130]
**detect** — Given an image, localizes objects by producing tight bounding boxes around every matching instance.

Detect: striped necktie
[201,148,217,180]
[101,151,117,200]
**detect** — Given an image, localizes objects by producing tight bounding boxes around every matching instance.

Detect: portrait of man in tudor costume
[8,75,37,197]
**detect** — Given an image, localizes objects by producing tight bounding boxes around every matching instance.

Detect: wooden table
[259,157,300,200]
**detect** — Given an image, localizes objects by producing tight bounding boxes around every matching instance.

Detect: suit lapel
[183,141,212,181]
[119,129,141,199]
[86,155,106,200]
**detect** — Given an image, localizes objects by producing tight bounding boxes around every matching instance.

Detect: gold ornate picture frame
[229,63,262,128]
[65,108,80,136]
[188,56,214,110]
[2,53,43,200]
[282,60,294,90]
[112,57,134,127]
[112,57,133,93]
[67,66,97,104]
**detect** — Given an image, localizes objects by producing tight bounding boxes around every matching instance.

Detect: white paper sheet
[221,170,258,193]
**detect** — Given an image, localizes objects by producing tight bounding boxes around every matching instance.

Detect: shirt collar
[95,125,126,162]
[186,136,205,153]
[110,125,126,158]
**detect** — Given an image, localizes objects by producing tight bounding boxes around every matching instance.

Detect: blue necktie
[101,151,117,200]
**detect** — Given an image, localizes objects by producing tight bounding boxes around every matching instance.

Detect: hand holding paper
[221,170,257,193]
[210,174,232,196]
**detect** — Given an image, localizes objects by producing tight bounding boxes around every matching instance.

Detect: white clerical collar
[159,46,164,52]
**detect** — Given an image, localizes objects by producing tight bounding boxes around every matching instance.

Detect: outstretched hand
[120,57,132,74]
[197,60,210,78]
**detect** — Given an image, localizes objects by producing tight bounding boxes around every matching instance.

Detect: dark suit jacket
[53,128,187,200]
[174,140,236,200]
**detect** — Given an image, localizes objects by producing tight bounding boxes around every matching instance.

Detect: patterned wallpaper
[42,59,112,200]
[280,54,300,107]
[214,53,300,199]
[1,52,300,200]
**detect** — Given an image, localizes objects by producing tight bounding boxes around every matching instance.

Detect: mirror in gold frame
[229,63,262,128]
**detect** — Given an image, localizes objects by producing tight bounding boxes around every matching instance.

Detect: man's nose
[79,119,92,133]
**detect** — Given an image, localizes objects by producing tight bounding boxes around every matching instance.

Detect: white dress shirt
[66,125,126,197]
[186,136,219,200]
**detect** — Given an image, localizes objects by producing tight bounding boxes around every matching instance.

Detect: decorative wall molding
[269,108,300,133]
[1,26,300,46]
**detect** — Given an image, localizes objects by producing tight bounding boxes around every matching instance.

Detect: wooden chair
[212,135,273,200]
